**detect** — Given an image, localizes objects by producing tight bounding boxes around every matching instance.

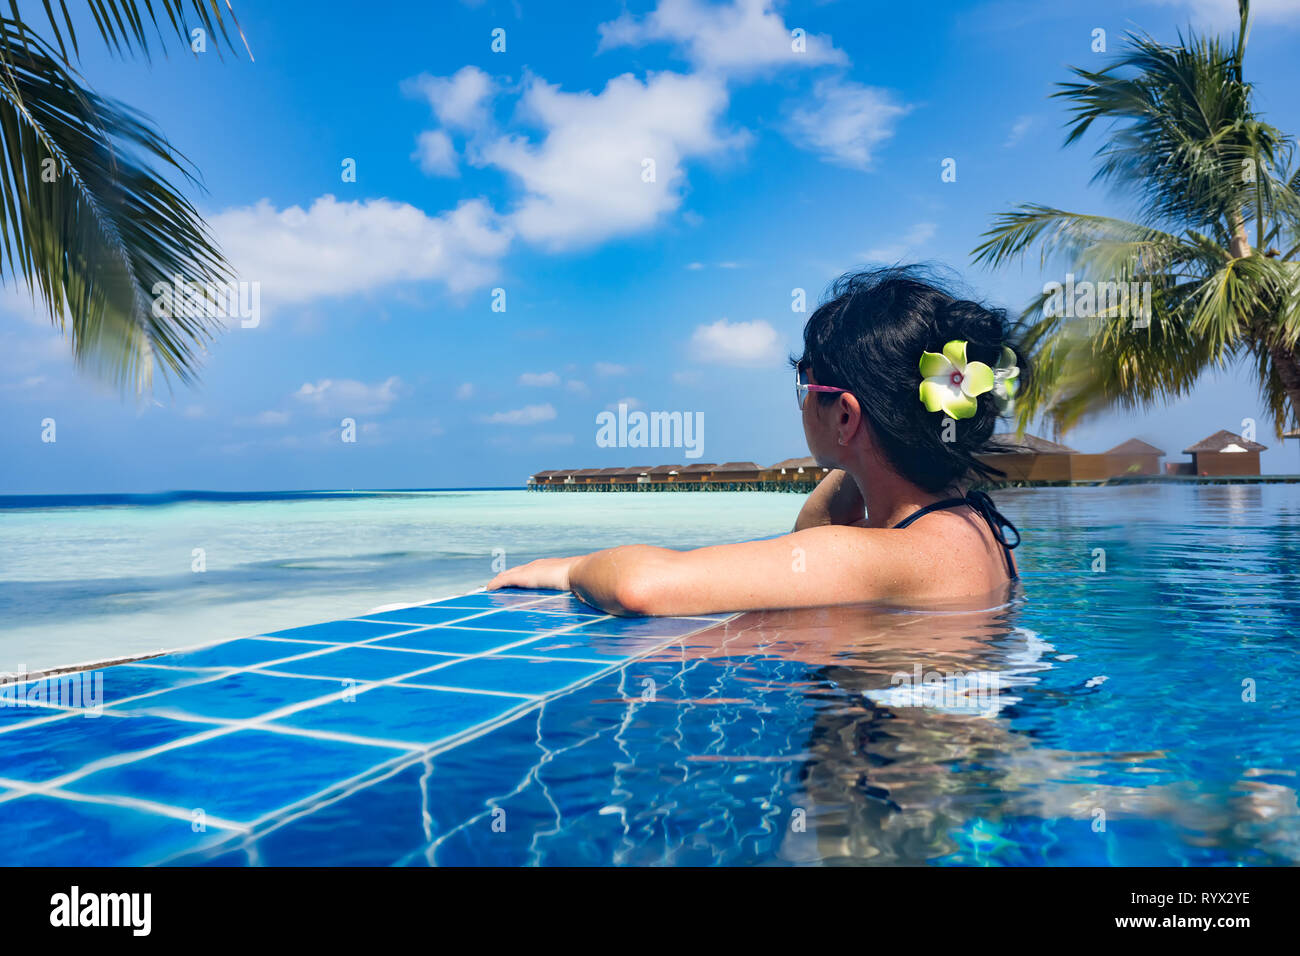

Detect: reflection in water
[643,598,1300,865]
[181,485,1300,866]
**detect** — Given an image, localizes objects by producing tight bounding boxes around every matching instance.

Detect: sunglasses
[795,365,849,410]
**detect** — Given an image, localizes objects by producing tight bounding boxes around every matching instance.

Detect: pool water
[2,483,1299,865]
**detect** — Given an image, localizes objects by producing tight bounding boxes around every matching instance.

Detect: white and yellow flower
[991,346,1020,411]
[918,340,994,420]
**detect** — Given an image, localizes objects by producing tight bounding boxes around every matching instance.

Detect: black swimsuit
[890,489,1021,580]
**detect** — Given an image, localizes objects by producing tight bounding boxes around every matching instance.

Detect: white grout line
[0,776,249,832]
[152,611,737,864]
[1,593,737,860]
[4,605,644,794]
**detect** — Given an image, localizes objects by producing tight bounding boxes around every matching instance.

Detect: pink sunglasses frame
[795,365,849,410]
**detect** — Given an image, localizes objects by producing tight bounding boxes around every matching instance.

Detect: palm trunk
[1270,344,1300,427]
[1228,211,1252,259]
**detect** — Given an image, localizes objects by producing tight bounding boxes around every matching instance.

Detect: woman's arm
[488,525,906,616]
[793,469,865,531]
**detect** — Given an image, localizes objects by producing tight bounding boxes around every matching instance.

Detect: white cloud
[785,78,910,170]
[565,379,589,394]
[595,362,628,377]
[483,403,557,425]
[480,71,742,248]
[863,222,936,262]
[1004,114,1033,148]
[403,66,495,130]
[293,376,402,415]
[455,382,475,399]
[518,370,560,386]
[598,0,847,76]
[689,318,782,366]
[211,195,512,303]
[0,374,47,392]
[606,396,643,411]
[250,410,291,426]
[413,130,458,176]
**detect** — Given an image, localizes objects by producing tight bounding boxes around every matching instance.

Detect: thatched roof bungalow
[1181,430,1267,476]
[1104,438,1164,477]
[713,461,764,483]
[678,462,717,482]
[977,433,1080,482]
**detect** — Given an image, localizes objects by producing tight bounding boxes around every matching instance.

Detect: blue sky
[3,0,1300,493]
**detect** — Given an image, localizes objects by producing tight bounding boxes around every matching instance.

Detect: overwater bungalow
[1104,438,1165,477]
[678,463,717,483]
[976,433,1081,482]
[611,465,653,486]
[712,461,764,484]
[1178,430,1267,476]
[646,464,681,483]
[771,456,826,483]
[531,429,1284,491]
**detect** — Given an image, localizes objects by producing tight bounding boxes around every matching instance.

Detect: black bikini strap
[964,489,1021,551]
[892,490,1022,575]
[890,496,968,530]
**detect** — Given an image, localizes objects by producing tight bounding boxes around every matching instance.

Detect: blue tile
[0,794,227,866]
[99,665,221,705]
[0,700,70,728]
[499,633,666,662]
[258,619,424,644]
[452,609,603,633]
[0,711,203,784]
[118,671,339,722]
[157,638,333,670]
[0,677,97,716]
[568,616,716,638]
[421,655,608,696]
[525,593,605,615]
[65,728,401,825]
[258,646,446,682]
[425,589,558,610]
[369,627,534,656]
[358,606,490,627]
[1,665,214,714]
[267,684,522,745]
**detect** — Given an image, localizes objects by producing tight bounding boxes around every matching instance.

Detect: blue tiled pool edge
[0,588,734,866]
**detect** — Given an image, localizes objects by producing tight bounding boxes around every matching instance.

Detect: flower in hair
[918,340,994,420]
[991,346,1020,411]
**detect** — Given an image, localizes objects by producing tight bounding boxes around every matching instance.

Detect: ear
[836,391,862,445]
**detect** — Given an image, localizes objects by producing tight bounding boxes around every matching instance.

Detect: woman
[488,266,1026,615]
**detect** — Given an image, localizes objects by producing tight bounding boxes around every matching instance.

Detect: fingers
[486,560,535,590]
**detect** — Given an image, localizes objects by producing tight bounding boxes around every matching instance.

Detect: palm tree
[0,1,249,392]
[972,0,1300,437]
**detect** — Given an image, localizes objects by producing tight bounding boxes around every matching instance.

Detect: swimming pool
[2,483,1298,865]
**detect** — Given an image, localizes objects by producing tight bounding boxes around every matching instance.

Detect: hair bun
[936,298,1005,348]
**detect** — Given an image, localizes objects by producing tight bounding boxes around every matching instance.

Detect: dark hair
[792,265,1028,493]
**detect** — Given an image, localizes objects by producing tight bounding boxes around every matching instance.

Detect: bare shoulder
[789,511,1011,599]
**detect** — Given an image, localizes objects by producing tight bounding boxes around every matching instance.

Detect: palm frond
[6,0,252,62]
[0,16,231,390]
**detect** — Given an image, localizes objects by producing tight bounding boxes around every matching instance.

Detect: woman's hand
[486,555,582,592]
[793,469,865,530]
